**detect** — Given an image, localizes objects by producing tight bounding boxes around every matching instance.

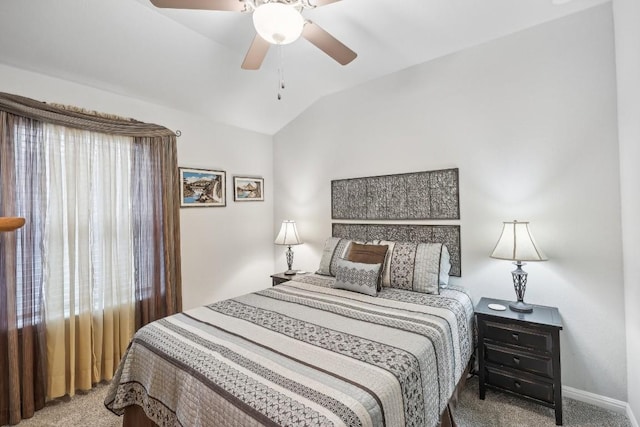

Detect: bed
[105,270,474,427]
[107,199,473,426]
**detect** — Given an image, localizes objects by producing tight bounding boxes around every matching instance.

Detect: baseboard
[562,386,628,414]
[628,404,639,427]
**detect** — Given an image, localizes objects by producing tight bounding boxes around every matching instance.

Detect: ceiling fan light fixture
[253,2,305,45]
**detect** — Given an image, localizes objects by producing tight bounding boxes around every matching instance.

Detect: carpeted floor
[17,382,119,427]
[15,375,631,427]
[454,376,631,427]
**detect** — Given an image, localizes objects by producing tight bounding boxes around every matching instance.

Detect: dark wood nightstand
[270,272,297,286]
[475,297,564,425]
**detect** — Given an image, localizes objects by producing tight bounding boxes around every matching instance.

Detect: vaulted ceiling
[0,0,609,134]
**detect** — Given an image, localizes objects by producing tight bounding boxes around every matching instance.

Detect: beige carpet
[14,376,631,427]
[454,376,631,427]
[17,382,119,427]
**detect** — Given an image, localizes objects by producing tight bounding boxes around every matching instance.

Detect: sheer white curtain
[43,124,135,398]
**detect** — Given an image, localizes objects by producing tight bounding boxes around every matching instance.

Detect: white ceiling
[0,0,609,135]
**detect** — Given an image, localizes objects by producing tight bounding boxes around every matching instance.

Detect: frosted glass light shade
[490,220,547,262]
[253,3,304,45]
[274,220,302,245]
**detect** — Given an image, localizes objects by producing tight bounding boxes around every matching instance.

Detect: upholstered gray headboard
[332,223,461,277]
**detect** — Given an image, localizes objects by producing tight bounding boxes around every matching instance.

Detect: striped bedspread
[105,275,474,427]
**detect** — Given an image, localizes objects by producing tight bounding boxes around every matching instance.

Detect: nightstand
[475,297,564,425]
[270,272,296,286]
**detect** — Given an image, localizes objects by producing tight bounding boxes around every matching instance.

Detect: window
[40,124,135,321]
[1,92,181,419]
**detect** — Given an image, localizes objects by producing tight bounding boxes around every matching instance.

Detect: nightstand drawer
[485,366,554,403]
[484,343,553,377]
[484,320,553,352]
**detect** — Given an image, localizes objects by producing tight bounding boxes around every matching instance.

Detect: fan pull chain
[277,45,285,100]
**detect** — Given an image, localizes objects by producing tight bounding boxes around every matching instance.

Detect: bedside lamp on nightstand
[490,220,547,313]
[275,220,302,275]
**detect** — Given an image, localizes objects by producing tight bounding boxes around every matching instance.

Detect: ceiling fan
[150,0,357,70]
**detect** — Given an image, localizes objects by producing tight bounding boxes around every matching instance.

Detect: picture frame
[179,167,226,207]
[233,176,264,202]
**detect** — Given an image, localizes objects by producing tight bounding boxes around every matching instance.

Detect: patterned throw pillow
[375,241,450,294]
[345,242,388,290]
[333,258,381,297]
[316,237,351,276]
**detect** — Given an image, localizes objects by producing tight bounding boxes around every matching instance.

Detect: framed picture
[179,167,226,207]
[233,176,264,202]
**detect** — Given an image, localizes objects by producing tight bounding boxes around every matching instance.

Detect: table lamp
[490,220,547,313]
[274,220,302,275]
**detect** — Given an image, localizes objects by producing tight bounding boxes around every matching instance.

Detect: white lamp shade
[275,220,302,245]
[490,220,547,262]
[253,3,305,45]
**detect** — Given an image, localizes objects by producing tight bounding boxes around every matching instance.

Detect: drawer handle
[514,381,522,389]
[513,356,520,365]
[511,333,519,342]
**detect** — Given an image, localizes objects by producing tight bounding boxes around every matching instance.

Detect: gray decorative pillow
[332,258,381,297]
[345,242,388,291]
[375,240,448,294]
[316,237,351,276]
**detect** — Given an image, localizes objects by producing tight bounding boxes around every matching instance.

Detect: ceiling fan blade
[150,0,245,12]
[302,22,357,66]
[309,0,342,6]
[241,35,270,70]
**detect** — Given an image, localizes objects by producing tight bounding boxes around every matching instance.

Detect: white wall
[0,63,275,310]
[613,0,640,423]
[274,4,628,400]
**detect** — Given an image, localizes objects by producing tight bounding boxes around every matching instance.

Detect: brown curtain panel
[0,92,181,423]
[132,136,182,329]
[0,112,48,425]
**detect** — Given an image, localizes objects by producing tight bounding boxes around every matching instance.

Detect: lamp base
[509,301,533,313]
[284,270,297,276]
[509,261,533,313]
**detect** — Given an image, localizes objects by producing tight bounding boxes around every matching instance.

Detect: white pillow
[439,245,452,288]
[316,237,351,276]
